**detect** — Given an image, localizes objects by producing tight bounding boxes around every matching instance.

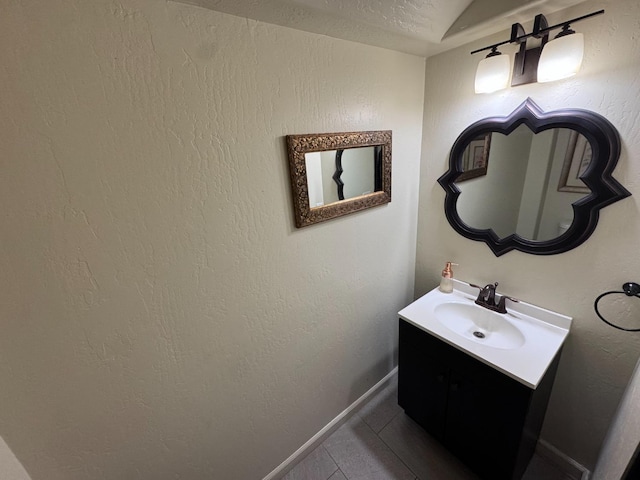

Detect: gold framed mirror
[286,130,392,228]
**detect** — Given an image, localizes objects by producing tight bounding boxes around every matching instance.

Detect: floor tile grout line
[352,384,421,480]
[372,408,403,436]
[321,444,341,480]
[357,401,421,479]
[326,463,339,480]
[356,394,402,436]
[359,412,420,480]
[376,423,422,480]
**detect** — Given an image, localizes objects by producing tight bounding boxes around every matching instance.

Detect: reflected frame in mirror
[437,98,631,256]
[457,133,492,182]
[558,131,592,193]
[286,131,392,228]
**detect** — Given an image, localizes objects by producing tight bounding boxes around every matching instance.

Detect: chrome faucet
[470,282,518,314]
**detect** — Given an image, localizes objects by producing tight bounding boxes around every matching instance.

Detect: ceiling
[176,0,591,57]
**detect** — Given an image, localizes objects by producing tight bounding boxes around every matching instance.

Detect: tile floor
[282,375,572,480]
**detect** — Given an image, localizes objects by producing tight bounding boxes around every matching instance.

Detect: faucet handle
[496,295,519,313]
[470,282,499,290]
[470,283,489,296]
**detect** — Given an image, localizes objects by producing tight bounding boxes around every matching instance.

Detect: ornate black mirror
[438,98,631,256]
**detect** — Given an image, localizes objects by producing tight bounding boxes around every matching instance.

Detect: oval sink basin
[398,281,572,387]
[434,302,525,350]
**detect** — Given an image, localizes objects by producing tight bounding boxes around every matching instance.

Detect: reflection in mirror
[304,146,379,208]
[458,133,491,182]
[338,147,381,201]
[437,98,631,256]
[558,131,592,193]
[456,127,590,242]
[286,131,392,228]
[305,150,339,207]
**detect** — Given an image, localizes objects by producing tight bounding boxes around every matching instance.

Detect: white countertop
[399,279,572,389]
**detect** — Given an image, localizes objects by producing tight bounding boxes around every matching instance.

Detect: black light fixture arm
[470,9,604,55]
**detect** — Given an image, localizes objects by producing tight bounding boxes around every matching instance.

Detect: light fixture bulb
[474,51,511,94]
[537,31,584,83]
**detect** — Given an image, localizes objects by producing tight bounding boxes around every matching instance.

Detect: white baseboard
[262,367,398,480]
[537,439,591,480]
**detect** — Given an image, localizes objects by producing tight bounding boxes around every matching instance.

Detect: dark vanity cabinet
[398,319,561,480]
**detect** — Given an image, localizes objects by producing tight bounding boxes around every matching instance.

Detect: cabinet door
[398,320,449,440]
[399,319,549,480]
[445,367,530,480]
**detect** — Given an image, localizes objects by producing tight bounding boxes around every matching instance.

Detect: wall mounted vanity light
[472,9,603,94]
[474,47,511,94]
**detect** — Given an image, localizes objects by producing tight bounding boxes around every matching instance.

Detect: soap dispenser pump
[439,262,458,293]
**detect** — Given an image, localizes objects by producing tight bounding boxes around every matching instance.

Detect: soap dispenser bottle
[439,262,458,293]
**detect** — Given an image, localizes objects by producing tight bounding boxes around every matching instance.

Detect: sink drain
[473,331,486,339]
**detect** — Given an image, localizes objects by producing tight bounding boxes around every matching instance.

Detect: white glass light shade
[474,54,511,94]
[537,32,584,83]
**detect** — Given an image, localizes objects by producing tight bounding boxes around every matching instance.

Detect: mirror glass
[455,127,591,241]
[286,130,392,228]
[304,147,380,208]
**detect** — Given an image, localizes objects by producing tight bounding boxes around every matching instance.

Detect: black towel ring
[594,282,640,332]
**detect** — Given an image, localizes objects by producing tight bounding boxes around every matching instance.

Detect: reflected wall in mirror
[438,99,631,256]
[287,131,391,228]
[456,126,590,242]
[304,146,381,207]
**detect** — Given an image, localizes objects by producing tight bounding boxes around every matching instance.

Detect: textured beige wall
[593,356,640,479]
[417,0,640,470]
[0,1,424,478]
[0,437,30,480]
